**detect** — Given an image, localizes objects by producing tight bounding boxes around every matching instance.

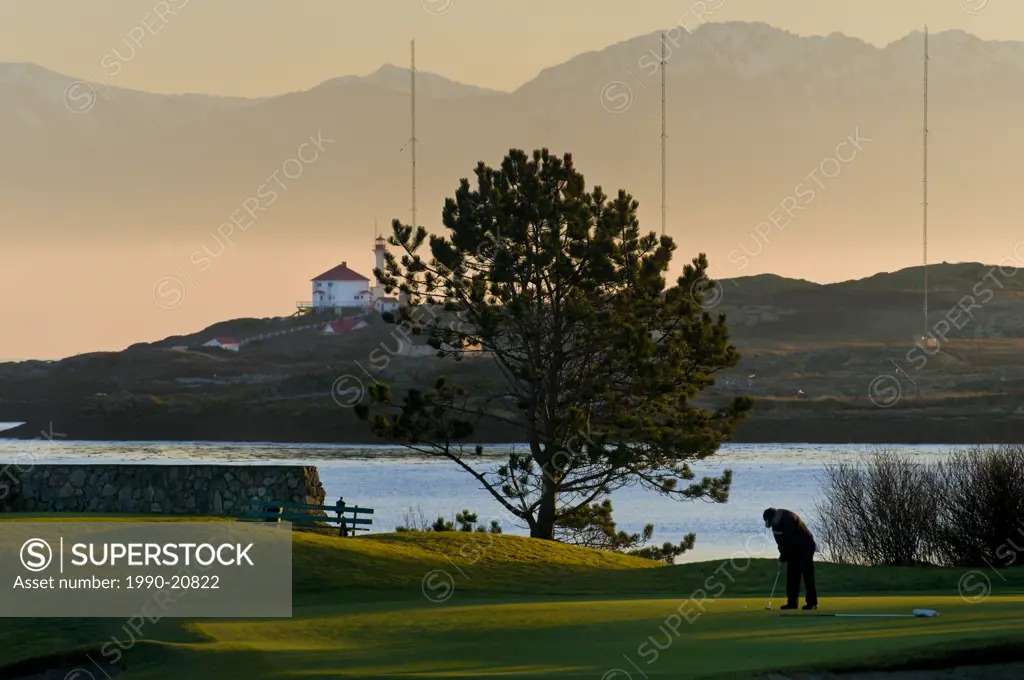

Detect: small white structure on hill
[322,319,369,335]
[203,337,239,351]
[374,297,400,314]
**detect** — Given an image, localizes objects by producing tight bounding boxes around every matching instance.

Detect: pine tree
[358,148,752,541]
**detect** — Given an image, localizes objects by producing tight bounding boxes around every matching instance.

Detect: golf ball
[743,605,748,609]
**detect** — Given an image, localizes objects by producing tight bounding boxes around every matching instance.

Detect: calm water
[0,440,963,562]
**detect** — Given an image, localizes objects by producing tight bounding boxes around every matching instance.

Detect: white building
[202,337,239,351]
[297,234,408,314]
[305,262,371,311]
[322,319,369,334]
[374,297,400,314]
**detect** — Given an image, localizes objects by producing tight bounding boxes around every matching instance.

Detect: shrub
[932,445,1024,567]
[815,448,938,566]
[816,445,1024,567]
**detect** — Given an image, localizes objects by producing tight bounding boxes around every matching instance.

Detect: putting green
[178,595,1024,678]
[2,518,1023,679]
[17,595,1019,679]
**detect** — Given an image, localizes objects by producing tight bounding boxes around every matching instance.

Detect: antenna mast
[411,40,417,230]
[922,26,929,335]
[661,32,667,238]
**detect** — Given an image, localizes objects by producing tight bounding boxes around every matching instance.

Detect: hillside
[719,262,1024,345]
[2,262,1024,443]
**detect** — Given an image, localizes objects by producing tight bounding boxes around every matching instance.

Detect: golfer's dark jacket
[771,510,815,562]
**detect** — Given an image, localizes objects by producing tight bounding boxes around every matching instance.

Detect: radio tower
[661,32,667,238]
[399,42,418,230]
[922,26,929,336]
[411,40,417,230]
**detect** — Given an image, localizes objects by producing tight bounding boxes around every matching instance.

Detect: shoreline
[1,431,1021,447]
[2,414,1023,445]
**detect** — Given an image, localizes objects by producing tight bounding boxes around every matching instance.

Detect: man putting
[763,508,818,610]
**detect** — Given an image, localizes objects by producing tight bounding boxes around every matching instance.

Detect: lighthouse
[372,233,387,299]
[369,222,409,312]
[369,230,404,313]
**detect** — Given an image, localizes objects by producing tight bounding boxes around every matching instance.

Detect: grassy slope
[3,520,1024,679]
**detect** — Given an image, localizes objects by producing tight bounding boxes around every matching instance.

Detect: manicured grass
[152,595,1024,679]
[10,594,1024,679]
[3,515,1024,679]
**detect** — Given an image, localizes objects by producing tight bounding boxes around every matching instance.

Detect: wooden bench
[243,497,373,536]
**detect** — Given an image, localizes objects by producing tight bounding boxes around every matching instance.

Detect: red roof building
[311,262,369,282]
[301,261,374,312]
[202,337,240,351]
[298,241,404,313]
[323,319,369,334]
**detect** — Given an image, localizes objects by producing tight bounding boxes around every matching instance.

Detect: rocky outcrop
[0,464,325,514]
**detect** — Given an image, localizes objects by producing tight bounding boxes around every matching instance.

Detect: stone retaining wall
[0,464,325,515]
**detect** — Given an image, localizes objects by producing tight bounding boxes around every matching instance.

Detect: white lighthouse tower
[369,226,403,313]
[372,232,387,300]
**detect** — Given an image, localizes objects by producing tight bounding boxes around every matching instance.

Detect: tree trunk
[532,475,557,539]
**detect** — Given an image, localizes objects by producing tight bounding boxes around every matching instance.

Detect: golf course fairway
[2,518,1023,679]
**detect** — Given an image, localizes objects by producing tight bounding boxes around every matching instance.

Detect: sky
[0,0,1017,98]
[1,0,1021,361]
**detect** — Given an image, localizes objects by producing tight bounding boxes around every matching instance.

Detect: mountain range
[5,21,1024,359]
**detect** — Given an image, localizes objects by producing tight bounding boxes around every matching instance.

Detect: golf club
[765,566,781,610]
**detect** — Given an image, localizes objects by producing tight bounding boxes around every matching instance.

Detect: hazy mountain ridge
[316,63,505,98]
[517,24,1024,100]
[6,21,1024,359]
[0,62,261,131]
[4,22,1024,242]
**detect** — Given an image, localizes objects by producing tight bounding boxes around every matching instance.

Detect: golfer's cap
[762,508,775,524]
